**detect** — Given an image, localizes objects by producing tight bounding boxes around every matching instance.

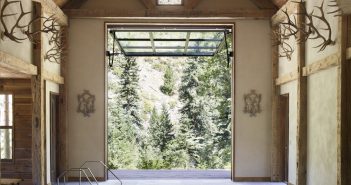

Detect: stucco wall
[234,20,272,178]
[67,18,273,179]
[67,19,106,177]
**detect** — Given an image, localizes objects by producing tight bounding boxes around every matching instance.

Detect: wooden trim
[231,24,236,181]
[275,70,298,85]
[271,0,298,26]
[234,177,271,182]
[140,0,156,9]
[184,0,203,9]
[346,47,351,60]
[0,51,37,76]
[271,26,283,181]
[339,15,351,185]
[32,0,68,26]
[339,0,351,15]
[302,53,341,76]
[64,9,275,19]
[296,3,307,185]
[43,70,64,84]
[250,0,276,9]
[53,0,69,7]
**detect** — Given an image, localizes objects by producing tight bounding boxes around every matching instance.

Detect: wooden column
[31,3,45,185]
[58,27,69,175]
[271,26,283,182]
[296,3,307,185]
[339,15,351,185]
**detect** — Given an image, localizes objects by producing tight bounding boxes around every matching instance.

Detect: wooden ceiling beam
[32,0,68,26]
[250,0,276,9]
[64,9,276,19]
[185,0,203,9]
[62,0,88,9]
[0,51,37,77]
[53,0,70,7]
[271,0,288,8]
[140,0,156,9]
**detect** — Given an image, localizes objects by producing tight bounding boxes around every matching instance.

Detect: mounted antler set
[0,0,65,63]
[274,0,341,60]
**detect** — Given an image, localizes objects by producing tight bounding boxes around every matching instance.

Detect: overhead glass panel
[108,26,231,57]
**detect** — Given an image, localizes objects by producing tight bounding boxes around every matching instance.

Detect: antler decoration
[275,0,339,57]
[272,24,294,61]
[328,0,343,17]
[0,0,65,63]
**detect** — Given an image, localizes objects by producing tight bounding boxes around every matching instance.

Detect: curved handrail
[80,161,123,185]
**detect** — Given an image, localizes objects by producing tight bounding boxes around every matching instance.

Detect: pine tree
[149,105,175,152]
[160,65,176,95]
[119,57,141,127]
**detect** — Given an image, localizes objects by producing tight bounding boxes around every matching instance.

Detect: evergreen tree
[160,65,176,95]
[119,57,142,127]
[149,105,175,152]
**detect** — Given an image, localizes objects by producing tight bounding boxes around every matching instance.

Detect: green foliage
[108,34,232,170]
[160,65,176,96]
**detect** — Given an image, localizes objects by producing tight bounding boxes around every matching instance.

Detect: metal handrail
[57,168,99,185]
[80,161,123,185]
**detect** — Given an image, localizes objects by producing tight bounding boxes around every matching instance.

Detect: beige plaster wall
[0,0,33,63]
[234,20,272,178]
[67,18,273,179]
[67,19,106,177]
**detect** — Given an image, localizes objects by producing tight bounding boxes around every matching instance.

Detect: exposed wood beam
[271,0,288,8]
[271,26,283,181]
[140,0,156,9]
[53,0,70,7]
[338,0,351,14]
[296,3,307,185]
[62,0,88,9]
[31,3,45,185]
[250,0,276,9]
[185,0,203,9]
[271,0,298,26]
[303,53,340,76]
[347,47,351,60]
[43,70,64,84]
[275,70,298,85]
[0,51,37,76]
[64,9,276,19]
[32,0,68,26]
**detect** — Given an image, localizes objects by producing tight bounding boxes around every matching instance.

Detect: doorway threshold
[108,169,231,179]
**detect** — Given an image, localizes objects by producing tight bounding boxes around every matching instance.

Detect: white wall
[234,20,272,178]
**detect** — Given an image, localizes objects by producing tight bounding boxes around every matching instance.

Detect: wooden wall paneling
[0,79,33,185]
[339,15,351,185]
[271,26,283,181]
[296,2,307,185]
[31,2,45,185]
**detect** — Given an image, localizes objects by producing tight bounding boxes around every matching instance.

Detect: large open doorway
[50,93,60,183]
[279,94,289,182]
[105,24,233,179]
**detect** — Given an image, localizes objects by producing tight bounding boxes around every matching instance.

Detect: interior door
[50,93,59,183]
[279,94,289,182]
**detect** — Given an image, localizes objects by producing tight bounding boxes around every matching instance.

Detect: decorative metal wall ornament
[77,90,95,117]
[243,90,262,117]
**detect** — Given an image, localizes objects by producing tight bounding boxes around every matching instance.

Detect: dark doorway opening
[50,93,60,183]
